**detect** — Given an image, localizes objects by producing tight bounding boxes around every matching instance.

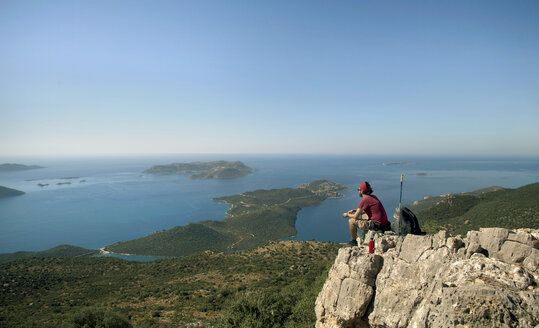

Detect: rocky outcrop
[315,228,538,327]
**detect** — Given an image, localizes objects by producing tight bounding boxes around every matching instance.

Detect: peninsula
[0,163,44,172]
[105,180,347,257]
[0,186,25,198]
[142,160,255,179]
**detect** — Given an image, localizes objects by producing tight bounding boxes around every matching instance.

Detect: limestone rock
[465,230,483,258]
[523,248,539,275]
[508,230,539,249]
[315,229,539,328]
[496,240,533,264]
[362,231,399,253]
[446,236,465,252]
[399,234,432,263]
[315,247,382,328]
[478,227,509,257]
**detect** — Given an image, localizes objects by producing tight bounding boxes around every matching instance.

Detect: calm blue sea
[1,155,538,255]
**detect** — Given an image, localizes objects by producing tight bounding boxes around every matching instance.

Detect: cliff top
[316,228,539,327]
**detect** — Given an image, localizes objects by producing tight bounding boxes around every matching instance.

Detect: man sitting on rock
[343,181,390,246]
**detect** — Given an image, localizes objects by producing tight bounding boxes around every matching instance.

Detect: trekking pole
[398,174,403,235]
[399,174,404,208]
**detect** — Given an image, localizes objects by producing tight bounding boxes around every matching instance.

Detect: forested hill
[105,180,347,257]
[0,245,98,264]
[409,182,539,235]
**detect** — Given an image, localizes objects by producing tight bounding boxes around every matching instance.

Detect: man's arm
[342,208,365,219]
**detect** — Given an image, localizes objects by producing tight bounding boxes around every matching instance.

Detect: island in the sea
[0,163,44,172]
[0,185,25,198]
[381,161,416,166]
[142,160,255,179]
[105,180,347,257]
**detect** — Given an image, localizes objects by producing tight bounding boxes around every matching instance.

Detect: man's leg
[349,218,358,240]
[356,219,370,232]
[356,213,371,238]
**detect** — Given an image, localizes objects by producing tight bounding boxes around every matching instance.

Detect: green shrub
[70,307,132,328]
[222,290,293,328]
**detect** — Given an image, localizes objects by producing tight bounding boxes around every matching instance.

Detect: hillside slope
[409,182,539,235]
[0,245,98,264]
[0,241,340,328]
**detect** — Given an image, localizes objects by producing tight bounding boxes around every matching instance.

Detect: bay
[0,154,538,253]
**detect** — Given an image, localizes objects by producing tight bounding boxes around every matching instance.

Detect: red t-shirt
[359,195,388,226]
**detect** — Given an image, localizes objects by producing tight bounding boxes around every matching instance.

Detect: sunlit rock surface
[315,228,538,328]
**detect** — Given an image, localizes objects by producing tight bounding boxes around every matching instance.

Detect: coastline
[213,199,235,217]
[1,155,538,255]
[99,247,140,257]
[97,248,168,261]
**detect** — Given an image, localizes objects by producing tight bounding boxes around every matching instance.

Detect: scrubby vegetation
[411,182,539,235]
[0,241,340,327]
[70,307,132,328]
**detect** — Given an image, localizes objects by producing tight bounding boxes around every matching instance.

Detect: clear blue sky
[1,0,538,156]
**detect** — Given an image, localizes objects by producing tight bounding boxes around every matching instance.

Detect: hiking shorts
[351,218,371,231]
[352,218,391,232]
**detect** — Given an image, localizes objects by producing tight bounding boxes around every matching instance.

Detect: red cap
[359,182,369,193]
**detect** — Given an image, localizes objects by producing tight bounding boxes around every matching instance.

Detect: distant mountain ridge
[142,160,255,179]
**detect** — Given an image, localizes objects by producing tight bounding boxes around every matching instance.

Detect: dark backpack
[370,220,392,232]
[399,207,425,235]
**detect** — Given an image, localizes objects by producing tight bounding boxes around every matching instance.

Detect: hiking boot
[347,240,358,246]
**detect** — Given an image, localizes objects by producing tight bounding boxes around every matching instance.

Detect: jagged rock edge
[315,228,539,328]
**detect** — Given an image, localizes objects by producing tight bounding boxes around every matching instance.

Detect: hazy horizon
[1,1,538,157]
[1,151,539,159]
[1,153,539,165]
